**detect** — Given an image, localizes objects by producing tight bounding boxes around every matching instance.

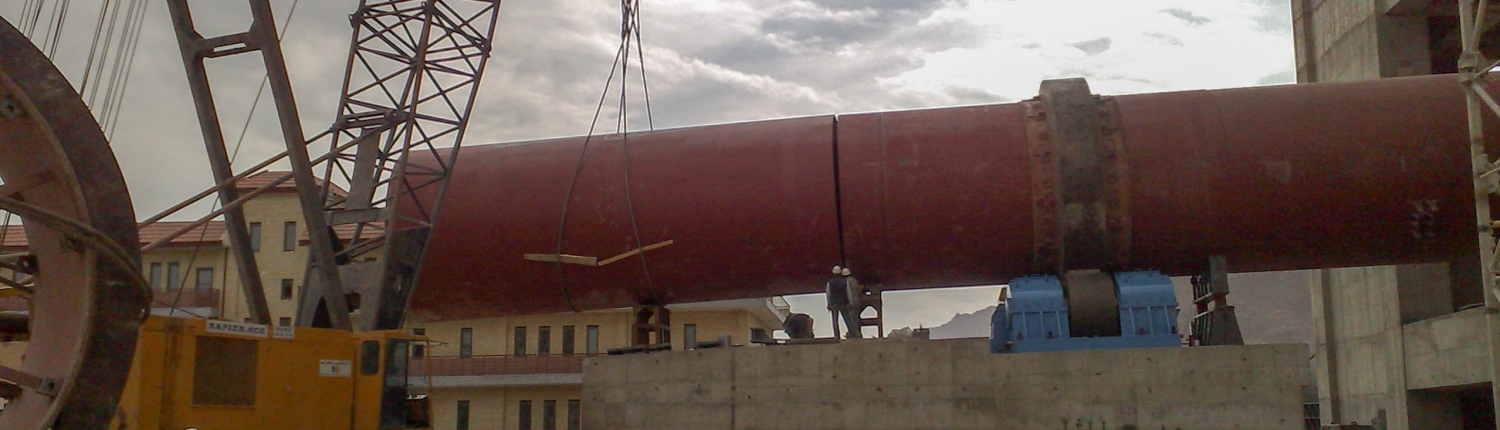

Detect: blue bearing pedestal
[990,271,1180,353]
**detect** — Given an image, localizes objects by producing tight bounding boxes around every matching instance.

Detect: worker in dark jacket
[828,266,864,340]
[826,265,851,339]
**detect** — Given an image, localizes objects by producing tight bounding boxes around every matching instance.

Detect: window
[360,340,380,375]
[459,327,473,358]
[1303,402,1320,430]
[195,268,214,290]
[248,222,262,252]
[538,326,551,355]
[586,325,599,355]
[166,262,181,290]
[279,279,293,300]
[684,324,697,350]
[410,328,427,357]
[519,400,533,430]
[384,340,408,388]
[513,326,527,356]
[561,326,575,355]
[193,336,257,406]
[282,222,296,252]
[148,262,162,289]
[456,400,471,430]
[279,317,291,327]
[543,400,557,430]
[567,399,581,430]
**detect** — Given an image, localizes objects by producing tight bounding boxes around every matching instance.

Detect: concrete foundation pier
[583,338,1307,430]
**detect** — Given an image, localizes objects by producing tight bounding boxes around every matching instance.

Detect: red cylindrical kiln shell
[406,75,1492,321]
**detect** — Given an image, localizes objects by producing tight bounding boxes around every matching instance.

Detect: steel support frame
[294,0,500,331]
[1458,0,1500,425]
[164,0,281,325]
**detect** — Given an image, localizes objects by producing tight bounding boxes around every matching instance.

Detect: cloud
[1162,8,1212,25]
[1251,0,1293,33]
[879,0,1296,104]
[760,0,962,51]
[4,0,1295,217]
[3,0,1297,327]
[1070,37,1113,56]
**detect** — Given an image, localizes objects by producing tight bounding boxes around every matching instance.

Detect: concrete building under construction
[1294,1,1500,428]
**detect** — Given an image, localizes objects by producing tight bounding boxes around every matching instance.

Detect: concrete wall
[1403,308,1489,391]
[1293,0,1432,83]
[583,339,1307,430]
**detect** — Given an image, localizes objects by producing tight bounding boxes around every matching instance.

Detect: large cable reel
[0,17,149,429]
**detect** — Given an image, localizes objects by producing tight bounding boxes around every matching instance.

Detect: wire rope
[555,0,659,310]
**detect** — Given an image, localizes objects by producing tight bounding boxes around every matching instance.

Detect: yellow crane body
[108,316,430,429]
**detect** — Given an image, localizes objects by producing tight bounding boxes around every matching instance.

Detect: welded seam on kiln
[831,115,848,268]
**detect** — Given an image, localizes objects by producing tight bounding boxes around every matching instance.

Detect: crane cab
[352,330,430,429]
[109,315,431,429]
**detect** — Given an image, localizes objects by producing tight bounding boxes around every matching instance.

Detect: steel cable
[555,0,659,311]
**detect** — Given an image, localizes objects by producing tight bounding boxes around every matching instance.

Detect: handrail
[410,354,600,377]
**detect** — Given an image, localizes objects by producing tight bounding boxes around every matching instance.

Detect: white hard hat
[841,268,851,276]
[832,265,842,274]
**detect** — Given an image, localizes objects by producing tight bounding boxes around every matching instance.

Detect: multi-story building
[412,299,789,430]
[0,170,789,429]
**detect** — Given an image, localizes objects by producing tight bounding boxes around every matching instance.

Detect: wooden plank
[596,240,674,267]
[522,239,674,267]
[523,254,599,266]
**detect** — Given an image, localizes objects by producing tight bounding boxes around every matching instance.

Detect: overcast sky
[3,0,1294,335]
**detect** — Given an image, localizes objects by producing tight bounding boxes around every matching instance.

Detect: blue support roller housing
[990,271,1180,353]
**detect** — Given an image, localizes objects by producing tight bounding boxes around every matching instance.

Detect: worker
[842,267,863,339]
[826,265,851,339]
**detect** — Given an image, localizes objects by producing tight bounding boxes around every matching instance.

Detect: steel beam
[164,0,273,325]
[246,0,353,330]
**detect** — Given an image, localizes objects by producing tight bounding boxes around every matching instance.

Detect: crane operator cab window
[358,338,431,429]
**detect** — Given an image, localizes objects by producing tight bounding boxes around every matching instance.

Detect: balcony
[152,288,220,308]
[409,354,598,388]
[148,288,221,318]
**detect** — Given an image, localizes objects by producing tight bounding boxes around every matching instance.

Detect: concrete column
[1311,269,1342,422]
[1312,265,1434,429]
